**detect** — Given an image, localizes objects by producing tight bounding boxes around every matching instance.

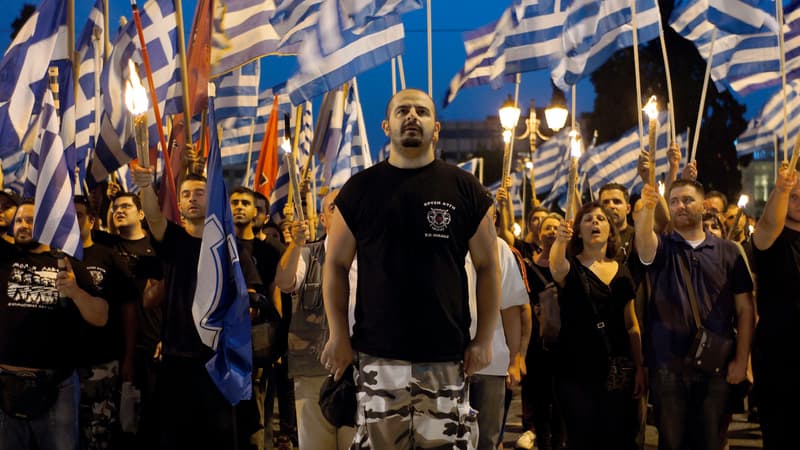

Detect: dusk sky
[2,0,771,159]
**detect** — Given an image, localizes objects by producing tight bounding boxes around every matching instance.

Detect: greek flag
[270,0,323,53]
[213,61,260,121]
[316,88,346,185]
[329,85,371,189]
[708,0,783,34]
[0,0,67,159]
[210,0,282,77]
[581,112,685,196]
[91,0,182,185]
[444,14,516,108]
[376,139,390,162]
[24,91,81,259]
[531,128,570,197]
[74,0,105,187]
[193,93,252,405]
[457,158,481,176]
[670,0,800,97]
[551,0,660,91]
[287,14,405,103]
[319,0,421,55]
[487,171,524,218]
[736,79,800,156]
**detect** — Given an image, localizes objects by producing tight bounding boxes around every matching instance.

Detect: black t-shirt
[336,159,493,362]
[115,233,164,351]
[513,238,539,262]
[0,240,100,369]
[556,260,635,383]
[238,238,281,295]
[77,242,138,366]
[753,228,800,355]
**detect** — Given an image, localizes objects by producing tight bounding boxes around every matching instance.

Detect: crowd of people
[0,88,798,450]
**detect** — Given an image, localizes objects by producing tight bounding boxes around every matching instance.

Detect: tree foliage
[589,0,747,199]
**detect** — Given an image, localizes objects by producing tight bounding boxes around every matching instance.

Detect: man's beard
[400,136,423,147]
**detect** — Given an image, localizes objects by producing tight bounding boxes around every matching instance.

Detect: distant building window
[755,174,770,203]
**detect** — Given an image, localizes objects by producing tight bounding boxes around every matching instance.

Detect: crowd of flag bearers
[1,0,800,450]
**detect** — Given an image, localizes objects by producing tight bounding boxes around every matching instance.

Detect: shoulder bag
[677,253,734,375]
[529,264,560,346]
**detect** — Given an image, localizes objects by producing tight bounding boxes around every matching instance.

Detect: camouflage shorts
[78,360,120,450]
[350,353,478,450]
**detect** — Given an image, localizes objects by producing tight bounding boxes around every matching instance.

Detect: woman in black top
[549,201,645,450]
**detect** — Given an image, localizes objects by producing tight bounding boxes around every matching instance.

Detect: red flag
[187,0,212,118]
[254,95,280,197]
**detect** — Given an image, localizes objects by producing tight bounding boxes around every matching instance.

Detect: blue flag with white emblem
[192,91,252,405]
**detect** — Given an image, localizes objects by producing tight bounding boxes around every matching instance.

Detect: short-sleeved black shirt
[77,242,138,366]
[336,159,493,362]
[753,227,800,359]
[0,240,100,369]
[556,260,635,383]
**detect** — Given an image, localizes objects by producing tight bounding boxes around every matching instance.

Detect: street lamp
[498,95,521,196]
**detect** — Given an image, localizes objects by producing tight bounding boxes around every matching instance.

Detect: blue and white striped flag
[211,0,282,77]
[551,0,660,91]
[74,0,105,189]
[270,0,323,53]
[287,14,405,103]
[193,92,252,405]
[581,112,685,196]
[24,91,81,259]
[0,0,67,159]
[376,139,390,162]
[316,88,346,184]
[329,85,371,189]
[457,157,481,176]
[500,0,569,76]
[213,61,260,121]
[736,79,800,156]
[268,101,311,223]
[671,0,800,97]
[319,0,421,55]
[90,0,182,185]
[708,0,783,34]
[487,171,524,218]
[531,128,571,197]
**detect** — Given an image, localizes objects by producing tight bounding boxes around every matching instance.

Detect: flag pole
[690,29,717,164]
[776,0,789,162]
[351,77,371,159]
[630,0,645,151]
[398,54,407,90]
[130,0,170,166]
[391,58,397,94]
[656,2,676,144]
[173,0,193,149]
[244,117,256,185]
[103,0,111,60]
[426,0,433,97]
[68,0,78,98]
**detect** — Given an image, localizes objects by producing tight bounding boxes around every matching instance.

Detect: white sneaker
[515,430,536,449]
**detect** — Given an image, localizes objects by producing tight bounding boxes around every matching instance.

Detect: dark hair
[253,191,270,210]
[702,211,727,236]
[262,221,284,244]
[705,190,728,211]
[567,201,620,259]
[112,192,142,211]
[527,207,550,223]
[74,195,98,218]
[598,182,630,203]
[18,198,34,207]
[180,173,207,190]
[230,186,256,202]
[668,179,705,198]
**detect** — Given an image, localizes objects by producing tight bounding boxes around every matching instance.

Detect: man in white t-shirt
[466,236,530,450]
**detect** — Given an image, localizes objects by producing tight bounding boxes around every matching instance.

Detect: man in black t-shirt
[320,89,500,448]
[108,191,163,447]
[74,196,138,449]
[751,165,800,449]
[230,186,282,450]
[130,171,257,450]
[0,200,109,450]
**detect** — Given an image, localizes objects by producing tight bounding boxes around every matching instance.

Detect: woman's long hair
[567,201,620,259]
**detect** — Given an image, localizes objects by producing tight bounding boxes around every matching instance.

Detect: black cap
[0,188,20,207]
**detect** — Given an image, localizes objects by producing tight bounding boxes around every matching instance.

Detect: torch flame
[748,224,754,235]
[642,95,658,120]
[569,130,582,158]
[658,180,665,197]
[737,194,749,208]
[125,60,149,115]
[281,137,292,154]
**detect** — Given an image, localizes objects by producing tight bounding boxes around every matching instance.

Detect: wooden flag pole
[777,0,789,162]
[244,117,256,185]
[690,29,717,164]
[68,0,77,98]
[656,2,677,143]
[173,0,193,149]
[103,0,111,60]
[391,58,397,94]
[130,0,169,165]
[398,54,407,90]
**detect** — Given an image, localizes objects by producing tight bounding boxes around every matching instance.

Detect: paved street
[499,387,764,449]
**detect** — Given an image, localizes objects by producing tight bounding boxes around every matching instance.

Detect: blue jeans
[650,368,729,450]
[468,374,506,450]
[0,370,79,450]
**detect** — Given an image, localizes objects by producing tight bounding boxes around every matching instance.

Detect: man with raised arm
[319,88,500,449]
[635,180,754,450]
[751,165,800,449]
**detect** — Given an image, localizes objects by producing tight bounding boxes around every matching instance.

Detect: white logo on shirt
[7,262,59,309]
[427,208,451,232]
